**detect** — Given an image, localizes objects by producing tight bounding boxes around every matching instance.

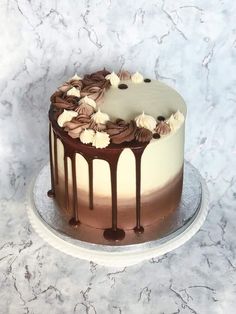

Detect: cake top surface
[50,69,186,148]
[101,79,186,121]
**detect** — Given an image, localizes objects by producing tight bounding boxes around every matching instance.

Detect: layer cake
[48,69,187,243]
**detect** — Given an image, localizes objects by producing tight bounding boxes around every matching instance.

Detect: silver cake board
[27,162,209,267]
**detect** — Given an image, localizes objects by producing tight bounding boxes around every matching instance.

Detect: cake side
[54,124,185,197]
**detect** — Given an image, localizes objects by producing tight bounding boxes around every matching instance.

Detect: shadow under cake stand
[27,161,209,267]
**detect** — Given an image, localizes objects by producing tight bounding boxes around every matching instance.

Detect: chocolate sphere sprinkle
[144,78,151,83]
[118,83,128,90]
[157,115,165,121]
[153,133,160,139]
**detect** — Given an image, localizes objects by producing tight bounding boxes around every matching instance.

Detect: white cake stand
[27,162,209,267]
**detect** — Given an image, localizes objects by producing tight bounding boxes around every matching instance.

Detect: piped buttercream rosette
[92,131,110,149]
[134,112,156,142]
[134,112,156,132]
[167,111,185,132]
[63,115,91,139]
[76,96,97,116]
[105,72,120,87]
[80,128,111,149]
[80,129,95,144]
[131,72,144,83]
[57,109,78,127]
[80,69,111,104]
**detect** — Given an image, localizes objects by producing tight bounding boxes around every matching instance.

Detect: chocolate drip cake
[48,69,187,243]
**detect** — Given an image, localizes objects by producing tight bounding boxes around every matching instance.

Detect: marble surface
[0,0,236,313]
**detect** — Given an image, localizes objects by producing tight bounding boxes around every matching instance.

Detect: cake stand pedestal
[27,162,209,267]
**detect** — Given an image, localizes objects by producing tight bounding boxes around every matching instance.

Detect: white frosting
[100,80,187,121]
[57,110,78,127]
[92,131,110,148]
[131,72,144,83]
[91,109,110,124]
[167,111,185,132]
[80,96,96,108]
[135,112,156,131]
[67,87,81,97]
[105,72,120,87]
[174,110,185,123]
[70,73,82,81]
[80,129,95,144]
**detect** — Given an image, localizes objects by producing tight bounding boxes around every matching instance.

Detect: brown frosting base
[54,169,183,231]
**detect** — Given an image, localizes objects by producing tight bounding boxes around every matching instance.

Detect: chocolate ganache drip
[47,125,55,198]
[131,145,147,234]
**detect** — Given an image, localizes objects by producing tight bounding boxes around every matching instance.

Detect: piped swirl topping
[67,87,81,97]
[105,72,120,87]
[80,129,95,144]
[70,74,82,81]
[131,72,144,83]
[50,69,185,148]
[57,109,78,127]
[118,70,131,80]
[91,108,110,124]
[155,121,171,135]
[92,131,110,149]
[135,112,157,132]
[135,127,153,142]
[50,90,79,110]
[106,119,137,144]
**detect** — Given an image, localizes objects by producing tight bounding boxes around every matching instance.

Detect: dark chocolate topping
[118,83,128,89]
[153,133,160,139]
[157,115,165,121]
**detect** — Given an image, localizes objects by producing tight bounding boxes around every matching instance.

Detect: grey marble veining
[0,0,236,313]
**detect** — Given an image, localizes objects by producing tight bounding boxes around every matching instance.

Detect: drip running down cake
[48,69,187,244]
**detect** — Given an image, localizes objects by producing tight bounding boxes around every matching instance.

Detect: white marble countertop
[1,0,236,313]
